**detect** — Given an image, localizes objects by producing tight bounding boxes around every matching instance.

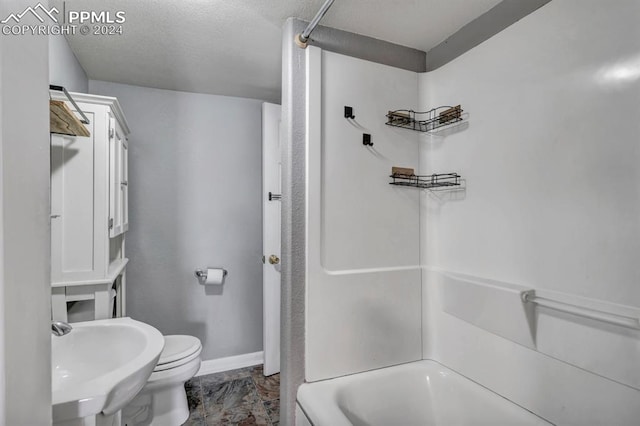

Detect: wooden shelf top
[50,100,91,137]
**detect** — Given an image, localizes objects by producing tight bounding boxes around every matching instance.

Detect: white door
[262,103,281,376]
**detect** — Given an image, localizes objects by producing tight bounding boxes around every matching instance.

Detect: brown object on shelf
[392,166,415,177]
[439,105,462,124]
[387,110,411,126]
[50,100,91,137]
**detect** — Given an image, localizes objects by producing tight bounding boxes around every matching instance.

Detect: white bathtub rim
[297,359,552,426]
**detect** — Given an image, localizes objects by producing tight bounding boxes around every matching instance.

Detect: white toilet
[123,335,202,426]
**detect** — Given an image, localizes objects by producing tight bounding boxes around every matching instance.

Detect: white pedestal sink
[52,317,164,425]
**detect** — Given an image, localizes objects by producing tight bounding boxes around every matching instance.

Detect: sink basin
[52,317,164,423]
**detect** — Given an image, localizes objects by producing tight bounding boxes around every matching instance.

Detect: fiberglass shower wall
[420,0,640,424]
[305,47,422,381]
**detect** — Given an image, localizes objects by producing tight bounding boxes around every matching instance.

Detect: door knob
[268,255,280,265]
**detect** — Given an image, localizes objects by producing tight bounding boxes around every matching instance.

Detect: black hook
[344,106,355,119]
[363,133,373,147]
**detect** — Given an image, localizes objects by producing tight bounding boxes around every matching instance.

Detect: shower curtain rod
[295,0,336,48]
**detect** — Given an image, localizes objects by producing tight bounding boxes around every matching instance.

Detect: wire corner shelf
[389,173,462,190]
[386,105,463,133]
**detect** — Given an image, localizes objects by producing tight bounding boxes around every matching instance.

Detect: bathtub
[297,360,551,426]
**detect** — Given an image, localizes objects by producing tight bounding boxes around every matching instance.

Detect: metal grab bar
[521,290,640,330]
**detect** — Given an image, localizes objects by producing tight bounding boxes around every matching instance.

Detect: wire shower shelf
[389,173,461,190]
[386,105,463,132]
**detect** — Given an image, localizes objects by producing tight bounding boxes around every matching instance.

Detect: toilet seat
[154,346,201,372]
[154,335,202,372]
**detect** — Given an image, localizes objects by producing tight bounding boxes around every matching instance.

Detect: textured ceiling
[55,0,502,103]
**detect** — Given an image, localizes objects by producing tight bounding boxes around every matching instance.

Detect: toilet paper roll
[204,268,225,285]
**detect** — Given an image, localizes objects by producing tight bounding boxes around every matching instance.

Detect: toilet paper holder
[194,268,228,280]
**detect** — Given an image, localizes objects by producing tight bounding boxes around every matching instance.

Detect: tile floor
[183,365,280,426]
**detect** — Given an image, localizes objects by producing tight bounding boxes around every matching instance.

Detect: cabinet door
[109,116,123,237]
[51,105,108,283]
[109,116,129,237]
[121,135,129,233]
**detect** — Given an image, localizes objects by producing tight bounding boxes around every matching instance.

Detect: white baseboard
[196,351,264,377]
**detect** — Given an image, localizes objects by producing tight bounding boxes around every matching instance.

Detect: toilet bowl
[122,335,202,426]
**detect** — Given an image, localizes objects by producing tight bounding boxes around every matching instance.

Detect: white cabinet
[50,92,131,321]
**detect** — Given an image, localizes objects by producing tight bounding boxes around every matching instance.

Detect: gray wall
[49,35,88,92]
[89,80,264,360]
[0,0,52,423]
